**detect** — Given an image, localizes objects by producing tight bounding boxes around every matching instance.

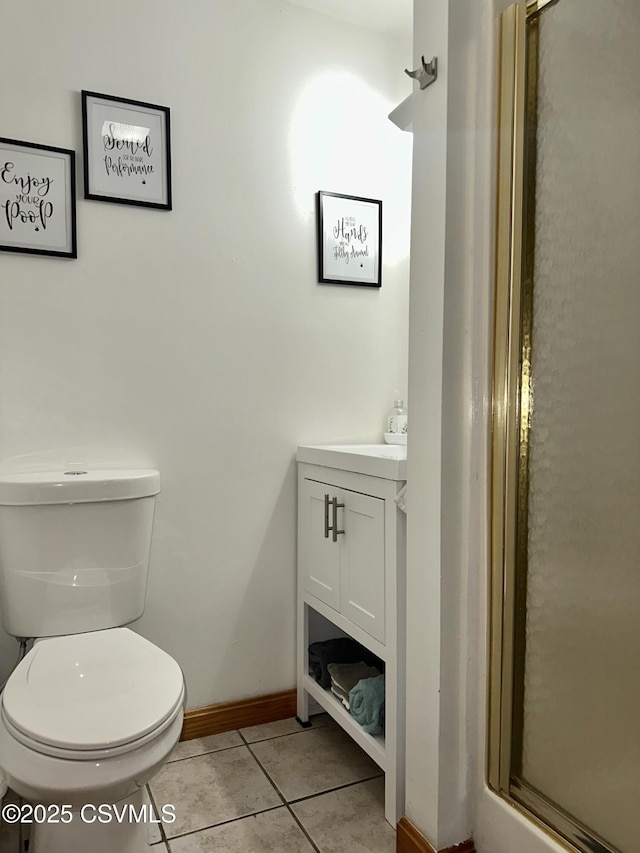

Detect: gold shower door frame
[488,2,622,852]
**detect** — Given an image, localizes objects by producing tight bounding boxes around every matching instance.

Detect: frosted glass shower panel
[519,2,640,851]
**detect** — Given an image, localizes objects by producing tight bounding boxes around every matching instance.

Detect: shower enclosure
[489,2,640,852]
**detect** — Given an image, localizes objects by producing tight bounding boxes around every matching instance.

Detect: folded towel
[330,685,350,710]
[329,679,350,703]
[349,674,385,735]
[327,662,381,696]
[308,638,383,689]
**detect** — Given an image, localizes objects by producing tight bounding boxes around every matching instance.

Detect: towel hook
[405,56,438,90]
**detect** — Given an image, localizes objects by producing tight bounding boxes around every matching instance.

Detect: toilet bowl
[0,627,185,852]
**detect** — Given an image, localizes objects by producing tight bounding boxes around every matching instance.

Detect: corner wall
[0,0,412,708]
[405,0,491,844]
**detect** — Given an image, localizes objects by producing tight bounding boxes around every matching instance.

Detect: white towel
[394,484,407,514]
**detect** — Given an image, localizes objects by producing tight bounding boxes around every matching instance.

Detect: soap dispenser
[386,398,408,437]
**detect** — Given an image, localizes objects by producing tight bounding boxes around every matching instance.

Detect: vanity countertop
[296,443,407,480]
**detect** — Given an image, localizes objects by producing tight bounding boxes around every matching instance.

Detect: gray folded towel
[327,661,381,696]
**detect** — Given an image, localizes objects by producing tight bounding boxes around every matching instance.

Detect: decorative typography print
[82,92,171,209]
[101,121,154,183]
[318,192,381,286]
[332,215,369,266]
[1,159,55,234]
[0,139,75,257]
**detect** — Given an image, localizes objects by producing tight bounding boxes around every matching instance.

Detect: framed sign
[82,90,172,210]
[0,137,77,259]
[317,191,382,287]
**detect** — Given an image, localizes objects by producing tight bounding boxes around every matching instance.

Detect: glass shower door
[490,2,640,852]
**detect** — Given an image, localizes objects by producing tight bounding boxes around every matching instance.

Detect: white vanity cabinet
[296,444,406,826]
[299,478,386,643]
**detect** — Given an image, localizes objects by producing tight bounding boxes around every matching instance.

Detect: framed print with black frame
[0,137,77,258]
[316,191,382,287]
[82,90,172,210]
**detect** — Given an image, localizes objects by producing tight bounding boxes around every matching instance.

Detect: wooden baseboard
[397,818,475,853]
[180,688,297,741]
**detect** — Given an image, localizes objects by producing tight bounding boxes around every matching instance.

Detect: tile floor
[1,714,397,853]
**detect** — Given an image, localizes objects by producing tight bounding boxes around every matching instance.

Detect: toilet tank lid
[0,468,160,506]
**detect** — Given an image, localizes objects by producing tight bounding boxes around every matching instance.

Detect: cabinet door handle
[324,493,345,542]
[331,497,345,543]
[324,493,331,539]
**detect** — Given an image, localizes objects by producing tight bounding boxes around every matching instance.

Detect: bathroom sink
[296,444,407,480]
[330,444,406,458]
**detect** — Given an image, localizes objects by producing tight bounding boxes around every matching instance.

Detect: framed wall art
[316,191,382,287]
[0,137,77,258]
[82,90,172,210]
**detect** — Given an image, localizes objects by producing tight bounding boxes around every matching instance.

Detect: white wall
[0,0,412,709]
[404,0,450,845]
[405,0,491,846]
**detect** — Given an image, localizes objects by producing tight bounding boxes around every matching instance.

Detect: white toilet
[0,468,185,853]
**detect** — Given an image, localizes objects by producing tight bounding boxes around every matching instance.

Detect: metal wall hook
[405,56,438,90]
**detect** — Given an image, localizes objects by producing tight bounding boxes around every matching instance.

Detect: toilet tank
[0,468,161,638]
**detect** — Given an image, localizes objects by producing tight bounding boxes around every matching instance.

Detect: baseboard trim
[397,818,475,853]
[180,688,297,741]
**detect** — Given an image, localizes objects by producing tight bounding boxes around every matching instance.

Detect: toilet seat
[0,697,184,761]
[1,628,185,760]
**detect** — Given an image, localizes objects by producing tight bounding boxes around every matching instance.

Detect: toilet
[0,468,185,853]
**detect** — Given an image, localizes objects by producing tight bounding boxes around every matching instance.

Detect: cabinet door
[339,489,386,643]
[299,478,341,610]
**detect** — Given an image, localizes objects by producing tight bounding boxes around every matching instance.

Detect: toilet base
[29,789,153,853]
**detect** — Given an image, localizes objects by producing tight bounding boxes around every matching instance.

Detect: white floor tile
[168,731,243,762]
[250,725,381,802]
[149,745,281,838]
[292,778,396,852]
[167,807,315,852]
[240,714,332,743]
